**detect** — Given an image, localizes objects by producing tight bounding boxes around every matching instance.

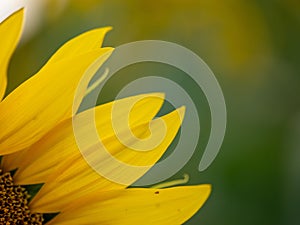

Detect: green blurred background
[6,0,300,224]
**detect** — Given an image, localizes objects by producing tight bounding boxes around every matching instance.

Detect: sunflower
[0,9,211,224]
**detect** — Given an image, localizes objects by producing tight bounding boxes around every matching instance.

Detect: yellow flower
[0,9,211,224]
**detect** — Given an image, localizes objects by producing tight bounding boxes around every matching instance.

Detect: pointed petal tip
[1,7,24,24]
[16,7,25,14]
[102,26,113,32]
[100,47,115,56]
[144,92,165,99]
[91,26,113,33]
[122,92,165,106]
[201,183,212,195]
[194,184,212,203]
[175,105,186,120]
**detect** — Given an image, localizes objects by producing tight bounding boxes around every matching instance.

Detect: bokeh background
[3,0,300,224]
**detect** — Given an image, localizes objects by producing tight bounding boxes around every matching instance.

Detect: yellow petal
[0,149,27,172]
[46,185,211,225]
[30,107,185,213]
[0,9,23,101]
[13,93,164,184]
[46,27,111,64]
[0,47,112,155]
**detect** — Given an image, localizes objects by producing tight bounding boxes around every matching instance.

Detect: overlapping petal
[46,185,211,225]
[0,7,212,225]
[29,107,185,212]
[0,47,112,155]
[12,93,164,183]
[0,21,113,155]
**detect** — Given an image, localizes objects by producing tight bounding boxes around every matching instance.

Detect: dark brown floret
[0,169,44,224]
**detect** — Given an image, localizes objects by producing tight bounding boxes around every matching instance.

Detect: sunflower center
[0,169,44,224]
